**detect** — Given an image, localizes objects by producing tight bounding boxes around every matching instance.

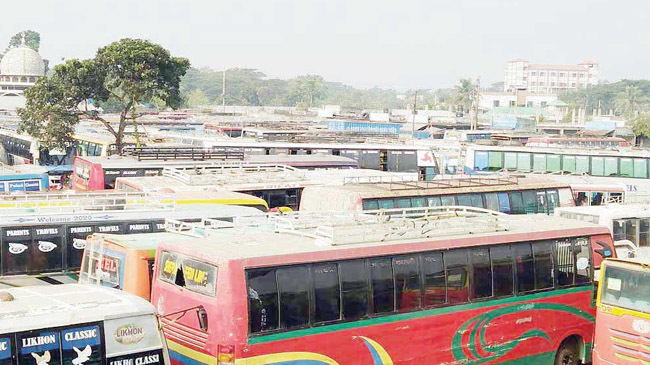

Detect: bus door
[379,150,388,171]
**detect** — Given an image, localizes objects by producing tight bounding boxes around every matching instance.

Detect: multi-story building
[504,59,598,94]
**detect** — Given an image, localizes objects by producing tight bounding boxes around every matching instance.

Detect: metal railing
[343,174,519,190]
[162,163,305,186]
[123,146,245,161]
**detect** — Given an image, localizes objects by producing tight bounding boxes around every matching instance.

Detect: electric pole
[412,90,418,138]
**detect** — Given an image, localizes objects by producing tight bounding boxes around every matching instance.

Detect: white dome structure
[0,46,45,77]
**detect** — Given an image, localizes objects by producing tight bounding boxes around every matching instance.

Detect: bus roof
[157,213,608,265]
[300,175,569,199]
[0,284,154,334]
[555,204,650,219]
[90,232,168,251]
[467,144,650,158]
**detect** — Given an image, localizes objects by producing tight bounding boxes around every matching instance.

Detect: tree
[288,75,326,108]
[615,85,647,120]
[451,78,474,113]
[630,115,650,146]
[18,38,190,151]
[187,89,209,107]
[9,30,41,51]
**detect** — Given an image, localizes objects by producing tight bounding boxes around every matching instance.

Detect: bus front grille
[160,317,208,348]
[609,328,650,363]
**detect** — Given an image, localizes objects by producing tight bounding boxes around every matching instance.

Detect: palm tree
[615,85,646,120]
[451,78,474,113]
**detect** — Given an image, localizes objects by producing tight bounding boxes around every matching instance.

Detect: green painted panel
[504,152,518,170]
[488,151,503,170]
[562,155,576,172]
[532,154,547,172]
[547,155,561,172]
[604,157,619,176]
[634,158,648,178]
[591,156,605,176]
[575,156,589,174]
[517,153,531,171]
[620,158,633,177]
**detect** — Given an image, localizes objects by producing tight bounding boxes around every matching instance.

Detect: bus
[526,137,629,149]
[465,145,650,179]
[151,210,612,365]
[593,258,650,364]
[115,165,415,210]
[0,193,264,287]
[0,284,169,365]
[298,175,574,214]
[555,204,650,258]
[72,154,359,191]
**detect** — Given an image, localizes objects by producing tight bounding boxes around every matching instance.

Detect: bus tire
[554,337,581,365]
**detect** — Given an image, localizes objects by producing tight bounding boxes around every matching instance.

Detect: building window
[551,82,555,86]
[531,82,536,86]
[540,82,545,86]
[509,101,516,107]
[540,72,545,76]
[572,73,577,77]
[530,72,536,76]
[527,101,533,107]
[541,101,547,107]
[579,73,584,78]
[559,73,565,77]
[550,72,556,76]
[493,100,500,107]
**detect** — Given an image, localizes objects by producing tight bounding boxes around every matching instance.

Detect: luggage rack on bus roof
[0,191,176,215]
[122,146,245,161]
[342,174,519,190]
[162,163,306,186]
[164,206,508,246]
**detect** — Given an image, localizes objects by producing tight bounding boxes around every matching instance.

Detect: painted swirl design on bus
[451,302,595,364]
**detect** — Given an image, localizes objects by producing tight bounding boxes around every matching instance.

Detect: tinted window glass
[440,196,456,206]
[340,260,369,319]
[362,200,378,210]
[378,199,394,209]
[546,190,559,213]
[396,198,411,209]
[370,258,395,314]
[491,245,513,297]
[509,192,524,214]
[393,256,421,311]
[411,197,426,208]
[513,243,535,293]
[277,266,310,329]
[533,241,554,290]
[471,248,492,299]
[312,263,341,323]
[574,238,591,284]
[457,194,472,207]
[555,239,575,286]
[484,193,499,212]
[427,196,442,207]
[536,191,548,213]
[497,192,511,213]
[445,250,469,304]
[422,252,446,306]
[522,190,537,214]
[247,269,279,333]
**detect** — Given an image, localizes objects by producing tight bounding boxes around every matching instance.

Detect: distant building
[480,89,558,110]
[0,40,46,111]
[504,59,598,94]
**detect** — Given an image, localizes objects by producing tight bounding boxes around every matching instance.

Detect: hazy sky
[3,0,649,90]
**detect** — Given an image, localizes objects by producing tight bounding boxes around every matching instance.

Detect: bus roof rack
[0,191,176,215]
[343,175,519,190]
[161,163,305,186]
[122,146,245,161]
[164,206,508,246]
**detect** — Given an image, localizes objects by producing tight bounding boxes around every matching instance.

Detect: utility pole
[412,90,418,138]
[471,77,480,130]
[222,69,226,115]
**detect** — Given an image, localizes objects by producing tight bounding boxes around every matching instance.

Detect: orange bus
[594,257,650,364]
[150,209,613,365]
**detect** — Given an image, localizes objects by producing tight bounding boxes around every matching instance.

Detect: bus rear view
[595,258,650,364]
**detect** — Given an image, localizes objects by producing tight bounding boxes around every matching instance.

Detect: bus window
[445,250,469,304]
[484,193,499,212]
[247,268,279,333]
[370,258,395,314]
[497,192,510,213]
[340,260,369,320]
[422,252,445,306]
[470,248,492,299]
[626,219,639,243]
[574,238,591,284]
[470,194,484,209]
[555,240,575,286]
[532,241,554,290]
[440,196,455,206]
[393,256,421,311]
[378,199,394,210]
[640,219,650,247]
[277,266,310,329]
[514,243,535,293]
[456,194,472,207]
[311,263,341,323]
[546,189,559,213]
[536,190,548,214]
[410,197,426,208]
[601,265,650,312]
[396,198,411,209]
[613,219,626,241]
[362,200,379,210]
[426,196,441,207]
[490,245,513,297]
[509,192,524,214]
[522,190,537,214]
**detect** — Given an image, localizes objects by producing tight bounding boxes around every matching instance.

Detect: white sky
[3,0,649,90]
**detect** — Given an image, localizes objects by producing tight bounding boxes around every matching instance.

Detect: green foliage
[187,89,209,107]
[561,80,650,116]
[288,75,326,108]
[630,115,650,139]
[9,30,40,51]
[615,85,647,120]
[451,78,474,112]
[18,38,190,150]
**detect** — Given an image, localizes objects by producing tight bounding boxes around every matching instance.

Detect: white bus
[0,284,169,365]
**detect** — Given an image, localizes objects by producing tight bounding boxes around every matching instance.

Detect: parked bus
[151,210,612,365]
[115,165,415,210]
[0,193,263,287]
[299,175,574,214]
[555,204,650,258]
[0,284,169,365]
[571,183,625,206]
[526,137,629,149]
[72,154,359,191]
[466,145,650,179]
[593,258,650,364]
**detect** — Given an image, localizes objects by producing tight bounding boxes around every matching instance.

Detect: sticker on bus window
[607,277,622,291]
[17,330,61,365]
[0,336,12,365]
[180,257,217,296]
[107,349,163,365]
[61,325,102,365]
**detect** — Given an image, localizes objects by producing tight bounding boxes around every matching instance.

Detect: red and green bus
[150,212,613,365]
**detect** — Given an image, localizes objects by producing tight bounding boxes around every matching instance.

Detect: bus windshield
[601,264,650,314]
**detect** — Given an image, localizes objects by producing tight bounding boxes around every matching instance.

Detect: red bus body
[151,217,613,365]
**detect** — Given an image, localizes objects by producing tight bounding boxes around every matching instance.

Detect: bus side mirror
[197,307,208,332]
[595,241,613,258]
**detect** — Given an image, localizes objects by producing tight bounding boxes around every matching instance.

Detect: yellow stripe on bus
[166,340,217,365]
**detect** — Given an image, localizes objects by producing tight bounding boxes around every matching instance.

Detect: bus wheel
[554,338,581,365]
